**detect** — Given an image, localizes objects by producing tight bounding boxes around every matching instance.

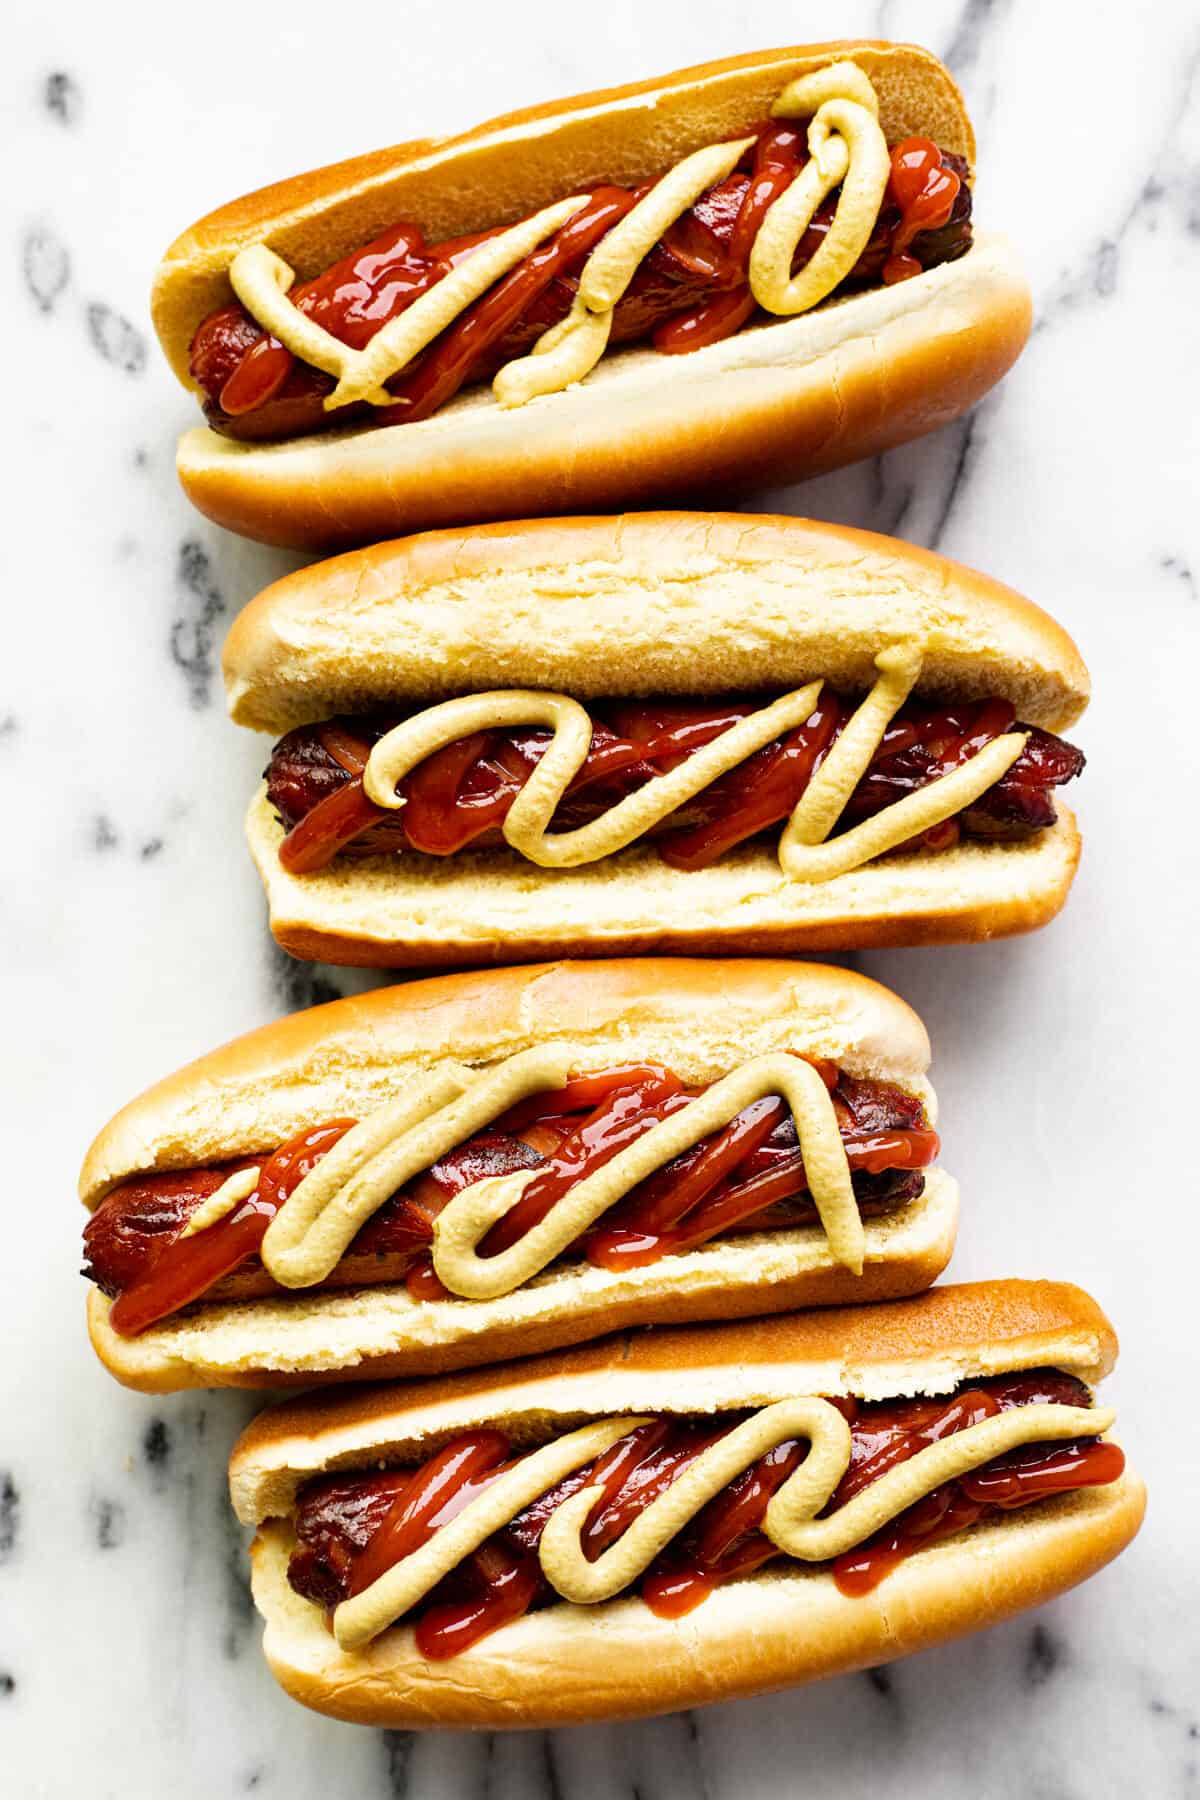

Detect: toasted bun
[230,1281,1120,1515]
[156,42,973,375]
[224,513,1090,733]
[80,959,931,1203]
[230,1284,1143,1728]
[153,43,1025,549]
[80,959,947,1390]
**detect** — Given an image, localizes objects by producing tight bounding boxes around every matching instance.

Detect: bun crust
[151,41,1020,549]
[229,1282,1141,1729]
[224,512,1089,733]
[80,959,945,1391]
[247,1476,1144,1727]
[230,1280,1120,1518]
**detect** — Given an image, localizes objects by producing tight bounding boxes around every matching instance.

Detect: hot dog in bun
[154,43,1030,548]
[230,1282,1143,1727]
[225,513,1089,968]
[81,959,955,1390]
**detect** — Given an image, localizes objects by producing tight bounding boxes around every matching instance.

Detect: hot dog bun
[80,959,955,1391]
[153,43,1029,549]
[224,513,1088,966]
[230,1283,1145,1728]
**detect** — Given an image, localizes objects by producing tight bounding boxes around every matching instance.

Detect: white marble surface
[5,1,1200,1792]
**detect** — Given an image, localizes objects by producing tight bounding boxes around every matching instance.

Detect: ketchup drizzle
[194,131,970,439]
[275,686,1067,878]
[99,1065,938,1333]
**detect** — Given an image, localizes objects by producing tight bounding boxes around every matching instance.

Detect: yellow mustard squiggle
[262,1047,570,1287]
[430,1051,860,1297]
[225,61,891,418]
[362,685,824,868]
[358,650,1029,882]
[261,1047,860,1297]
[333,1416,652,1651]
[230,198,588,414]
[178,1165,260,1239]
[330,1397,1114,1646]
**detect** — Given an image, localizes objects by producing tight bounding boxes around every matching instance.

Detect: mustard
[430,1051,861,1298]
[178,1165,259,1239]
[261,1046,859,1297]
[749,65,890,315]
[362,685,825,868]
[360,650,1028,881]
[229,196,588,413]
[494,136,755,408]
[227,62,892,417]
[262,1058,499,1287]
[332,1416,651,1651]
[330,1396,1114,1645]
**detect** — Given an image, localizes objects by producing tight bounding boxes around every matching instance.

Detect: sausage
[264,695,1084,872]
[285,1370,1100,1619]
[81,1074,928,1304]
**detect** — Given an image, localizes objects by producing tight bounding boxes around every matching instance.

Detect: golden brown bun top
[229,1281,1119,1523]
[79,957,930,1207]
[224,512,1089,734]
[153,42,973,387]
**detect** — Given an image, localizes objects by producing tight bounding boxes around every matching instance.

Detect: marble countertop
[5,1,1199,1792]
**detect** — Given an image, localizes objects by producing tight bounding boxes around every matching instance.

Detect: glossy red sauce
[191,131,970,439]
[106,1119,355,1334]
[882,136,960,282]
[274,688,1083,878]
[90,1062,936,1335]
[287,1373,1124,1656]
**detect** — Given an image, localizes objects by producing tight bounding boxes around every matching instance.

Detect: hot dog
[223,513,1089,968]
[80,959,957,1391]
[153,43,1031,548]
[229,1282,1144,1727]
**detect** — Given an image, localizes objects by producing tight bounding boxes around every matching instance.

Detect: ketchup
[191,129,972,441]
[95,1063,937,1334]
[274,688,1080,879]
[377,188,641,425]
[653,124,806,353]
[107,1119,356,1334]
[881,137,961,285]
[832,1438,1127,1595]
[286,1373,1124,1655]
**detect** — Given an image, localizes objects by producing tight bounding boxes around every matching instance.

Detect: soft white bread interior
[81,959,951,1391]
[85,1172,957,1392]
[223,513,1090,733]
[230,1285,1144,1729]
[247,792,1082,968]
[154,42,975,386]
